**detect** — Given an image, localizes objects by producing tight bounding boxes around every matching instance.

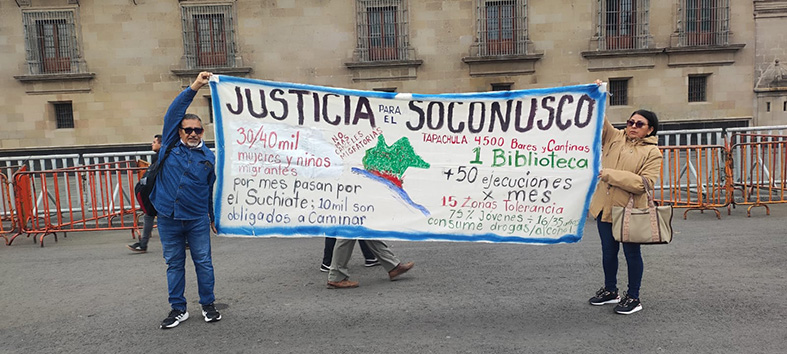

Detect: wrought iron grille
[181,4,236,68]
[596,0,650,50]
[22,10,83,75]
[356,0,409,61]
[678,0,729,46]
[54,102,74,129]
[688,75,708,102]
[474,0,528,56]
[609,78,629,106]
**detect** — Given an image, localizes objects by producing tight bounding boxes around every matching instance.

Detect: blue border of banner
[210,76,605,244]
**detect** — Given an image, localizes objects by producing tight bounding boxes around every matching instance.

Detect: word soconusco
[225,86,596,134]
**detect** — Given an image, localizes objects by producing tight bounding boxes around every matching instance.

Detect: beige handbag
[611,176,673,244]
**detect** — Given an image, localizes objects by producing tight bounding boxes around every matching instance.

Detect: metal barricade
[83,151,154,167]
[1,167,22,244]
[0,154,80,180]
[657,145,727,219]
[8,166,33,245]
[726,133,787,216]
[658,128,725,146]
[10,161,146,246]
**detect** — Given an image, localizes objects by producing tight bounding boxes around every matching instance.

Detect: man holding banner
[152,72,221,329]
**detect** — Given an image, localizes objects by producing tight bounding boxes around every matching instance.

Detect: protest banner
[209,75,605,244]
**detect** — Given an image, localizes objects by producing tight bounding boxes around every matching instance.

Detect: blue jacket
[151,87,216,222]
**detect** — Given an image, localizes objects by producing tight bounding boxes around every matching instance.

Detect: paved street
[1,204,785,354]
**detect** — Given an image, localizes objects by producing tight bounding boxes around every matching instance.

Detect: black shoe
[319,263,330,272]
[127,242,147,253]
[614,294,643,315]
[160,308,188,329]
[202,303,222,323]
[364,258,381,267]
[589,287,620,306]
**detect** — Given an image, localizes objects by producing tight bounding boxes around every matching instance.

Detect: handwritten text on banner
[210,75,605,244]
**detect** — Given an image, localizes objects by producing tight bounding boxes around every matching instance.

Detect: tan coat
[589,119,663,223]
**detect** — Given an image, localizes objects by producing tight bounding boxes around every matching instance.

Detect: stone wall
[0,0,763,149]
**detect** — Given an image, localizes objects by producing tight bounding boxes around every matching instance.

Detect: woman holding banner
[587,104,662,315]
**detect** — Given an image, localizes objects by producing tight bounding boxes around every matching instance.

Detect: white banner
[210,75,605,244]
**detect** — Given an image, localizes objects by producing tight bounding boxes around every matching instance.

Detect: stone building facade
[0,0,780,150]
[754,0,787,126]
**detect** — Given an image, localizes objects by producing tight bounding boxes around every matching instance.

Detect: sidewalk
[1,204,785,354]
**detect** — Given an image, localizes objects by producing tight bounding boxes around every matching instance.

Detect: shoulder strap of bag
[621,177,660,243]
[148,139,178,180]
[641,176,661,243]
[622,191,635,242]
[160,139,178,164]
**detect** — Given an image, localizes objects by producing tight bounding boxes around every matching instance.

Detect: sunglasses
[180,127,204,135]
[626,120,648,128]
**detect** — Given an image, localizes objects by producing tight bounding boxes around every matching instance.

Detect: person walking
[320,237,380,272]
[587,106,662,315]
[151,71,221,328]
[128,134,162,253]
[326,238,414,289]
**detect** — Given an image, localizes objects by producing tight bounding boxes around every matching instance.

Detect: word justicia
[224,85,597,134]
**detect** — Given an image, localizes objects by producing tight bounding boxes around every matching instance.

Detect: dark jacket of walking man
[152,71,221,329]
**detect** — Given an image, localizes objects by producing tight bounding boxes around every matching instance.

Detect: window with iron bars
[596,0,650,50]
[22,10,82,75]
[608,78,629,106]
[205,96,214,124]
[475,0,528,56]
[688,75,708,102]
[53,102,74,129]
[356,0,409,61]
[181,4,236,68]
[678,0,729,46]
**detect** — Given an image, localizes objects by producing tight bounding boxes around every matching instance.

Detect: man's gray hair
[181,113,202,127]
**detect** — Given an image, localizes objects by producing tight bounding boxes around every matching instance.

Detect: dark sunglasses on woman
[626,120,647,128]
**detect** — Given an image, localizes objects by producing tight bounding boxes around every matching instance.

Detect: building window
[22,10,82,75]
[476,0,527,56]
[679,0,729,46]
[688,75,708,102]
[597,0,649,50]
[608,78,629,106]
[356,0,408,61]
[181,4,235,68]
[491,83,512,91]
[53,102,74,129]
[205,97,214,124]
[766,102,771,112]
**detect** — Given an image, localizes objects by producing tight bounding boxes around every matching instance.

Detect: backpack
[134,142,175,216]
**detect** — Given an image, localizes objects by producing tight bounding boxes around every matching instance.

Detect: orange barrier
[657,145,727,219]
[137,159,150,172]
[8,166,32,245]
[1,167,21,244]
[9,161,146,246]
[726,133,787,216]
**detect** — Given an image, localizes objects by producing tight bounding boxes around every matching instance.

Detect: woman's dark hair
[631,109,658,137]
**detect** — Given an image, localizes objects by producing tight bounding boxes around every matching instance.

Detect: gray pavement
[1,204,785,354]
